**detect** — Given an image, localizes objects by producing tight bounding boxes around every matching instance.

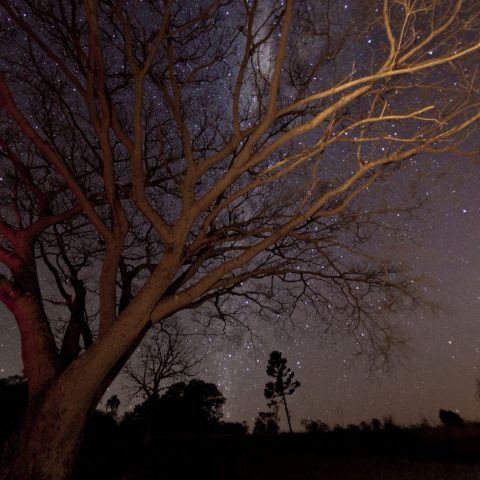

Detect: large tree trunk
[0,243,167,480]
[0,385,94,480]
[0,306,152,480]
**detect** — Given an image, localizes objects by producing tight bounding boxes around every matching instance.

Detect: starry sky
[96,157,474,431]
[191,148,480,430]
[4,150,480,430]
[1,0,480,432]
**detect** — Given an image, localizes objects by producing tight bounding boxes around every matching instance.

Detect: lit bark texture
[0,0,479,478]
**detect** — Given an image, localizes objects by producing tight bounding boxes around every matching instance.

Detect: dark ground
[76,423,480,480]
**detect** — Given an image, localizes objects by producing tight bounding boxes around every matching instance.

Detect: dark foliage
[265,352,301,401]
[264,351,300,433]
[105,394,121,417]
[0,376,27,451]
[122,379,226,436]
[75,411,121,480]
[301,418,330,433]
[370,418,382,431]
[212,421,249,436]
[123,320,203,402]
[253,411,280,435]
[439,409,465,428]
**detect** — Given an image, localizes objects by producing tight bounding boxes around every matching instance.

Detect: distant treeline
[2,375,480,480]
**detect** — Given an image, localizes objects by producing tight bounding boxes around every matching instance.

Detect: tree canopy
[0,1,479,478]
[123,378,226,435]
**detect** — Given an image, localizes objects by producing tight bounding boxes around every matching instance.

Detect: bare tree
[123,320,202,402]
[0,1,479,479]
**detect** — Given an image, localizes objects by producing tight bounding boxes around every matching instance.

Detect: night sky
[1,1,480,432]
[2,151,480,430]
[200,151,480,429]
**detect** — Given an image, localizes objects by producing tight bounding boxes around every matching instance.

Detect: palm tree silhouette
[105,394,120,417]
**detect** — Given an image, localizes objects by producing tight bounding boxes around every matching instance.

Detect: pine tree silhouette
[264,351,300,433]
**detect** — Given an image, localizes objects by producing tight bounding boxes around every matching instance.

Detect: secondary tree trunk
[283,395,293,433]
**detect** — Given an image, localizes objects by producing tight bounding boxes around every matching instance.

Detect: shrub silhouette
[253,411,280,435]
[123,379,225,435]
[382,415,399,431]
[370,418,382,431]
[301,418,330,433]
[439,409,464,427]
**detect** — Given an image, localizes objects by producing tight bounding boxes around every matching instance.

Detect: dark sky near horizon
[1,0,480,431]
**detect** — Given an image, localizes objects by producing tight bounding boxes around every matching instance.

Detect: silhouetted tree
[439,409,464,428]
[253,411,280,435]
[370,418,382,431]
[264,351,300,433]
[382,415,399,431]
[301,418,330,434]
[123,379,225,436]
[359,421,371,432]
[123,320,203,402]
[162,379,225,432]
[104,395,120,418]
